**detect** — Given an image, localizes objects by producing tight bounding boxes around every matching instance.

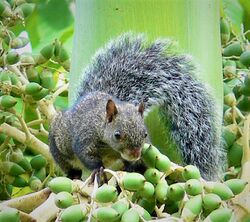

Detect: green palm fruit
[32,88,50,100]
[11,175,28,187]
[6,52,20,65]
[182,165,201,180]
[33,167,46,181]
[204,182,234,200]
[134,205,152,221]
[0,71,12,84]
[0,208,20,222]
[9,150,23,164]
[164,199,180,214]
[237,96,250,112]
[29,176,42,191]
[10,37,29,49]
[167,183,185,201]
[144,168,161,185]
[30,154,47,170]
[40,43,55,60]
[39,70,55,89]
[139,181,155,200]
[224,179,248,195]
[0,95,17,109]
[25,82,43,95]
[95,184,118,203]
[240,51,250,68]
[26,67,40,83]
[0,133,6,143]
[0,161,25,176]
[15,3,35,18]
[155,154,171,173]
[181,195,202,222]
[59,89,68,97]
[121,208,140,222]
[220,18,230,45]
[33,54,47,65]
[202,193,221,212]
[239,85,250,97]
[223,60,236,79]
[17,157,32,171]
[223,108,233,124]
[142,144,160,168]
[0,183,12,200]
[137,198,155,214]
[203,208,232,222]
[184,179,202,196]
[95,207,120,222]
[222,124,238,149]
[223,42,243,57]
[0,1,12,17]
[243,72,250,88]
[9,151,32,171]
[61,60,70,71]
[20,53,35,65]
[9,73,21,87]
[61,204,87,222]
[48,177,74,194]
[224,92,236,107]
[3,30,15,45]
[223,82,236,106]
[155,179,168,203]
[111,199,129,216]
[54,39,61,57]
[58,46,70,63]
[228,137,243,167]
[54,191,74,209]
[239,73,250,96]
[236,60,246,69]
[122,172,146,191]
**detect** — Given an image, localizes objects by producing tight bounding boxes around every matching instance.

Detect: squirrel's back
[78,33,224,180]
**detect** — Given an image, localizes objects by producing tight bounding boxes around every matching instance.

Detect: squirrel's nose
[130,147,141,158]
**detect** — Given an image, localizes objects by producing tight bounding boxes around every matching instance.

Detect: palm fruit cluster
[45,144,247,222]
[0,148,49,200]
[220,15,250,180]
[0,0,70,202]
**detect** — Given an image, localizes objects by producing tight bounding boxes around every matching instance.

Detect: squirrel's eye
[114,131,121,140]
[144,132,148,138]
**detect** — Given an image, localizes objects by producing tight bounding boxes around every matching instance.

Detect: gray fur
[50,33,224,180]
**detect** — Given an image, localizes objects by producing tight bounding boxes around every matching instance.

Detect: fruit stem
[52,83,69,101]
[87,175,98,222]
[241,114,250,165]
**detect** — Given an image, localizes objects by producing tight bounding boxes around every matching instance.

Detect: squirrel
[49,33,224,180]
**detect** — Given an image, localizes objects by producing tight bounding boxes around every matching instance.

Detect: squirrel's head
[103,99,147,162]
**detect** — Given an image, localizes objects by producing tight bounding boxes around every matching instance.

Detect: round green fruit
[55,191,74,209]
[122,172,146,191]
[48,177,74,194]
[95,184,118,203]
[60,204,87,222]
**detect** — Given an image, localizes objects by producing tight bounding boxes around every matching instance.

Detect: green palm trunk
[70,0,223,162]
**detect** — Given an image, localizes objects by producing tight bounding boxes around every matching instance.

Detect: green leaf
[26,0,74,53]
[222,0,244,36]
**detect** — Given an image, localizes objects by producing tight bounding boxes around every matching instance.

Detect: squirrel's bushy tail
[78,33,224,180]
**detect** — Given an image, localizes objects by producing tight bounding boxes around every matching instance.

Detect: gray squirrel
[49,33,224,180]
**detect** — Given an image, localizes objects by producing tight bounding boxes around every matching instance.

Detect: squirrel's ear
[106,99,118,122]
[138,102,144,116]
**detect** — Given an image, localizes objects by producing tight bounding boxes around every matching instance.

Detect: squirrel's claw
[89,166,108,185]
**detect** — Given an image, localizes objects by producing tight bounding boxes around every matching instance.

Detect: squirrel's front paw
[90,166,108,185]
